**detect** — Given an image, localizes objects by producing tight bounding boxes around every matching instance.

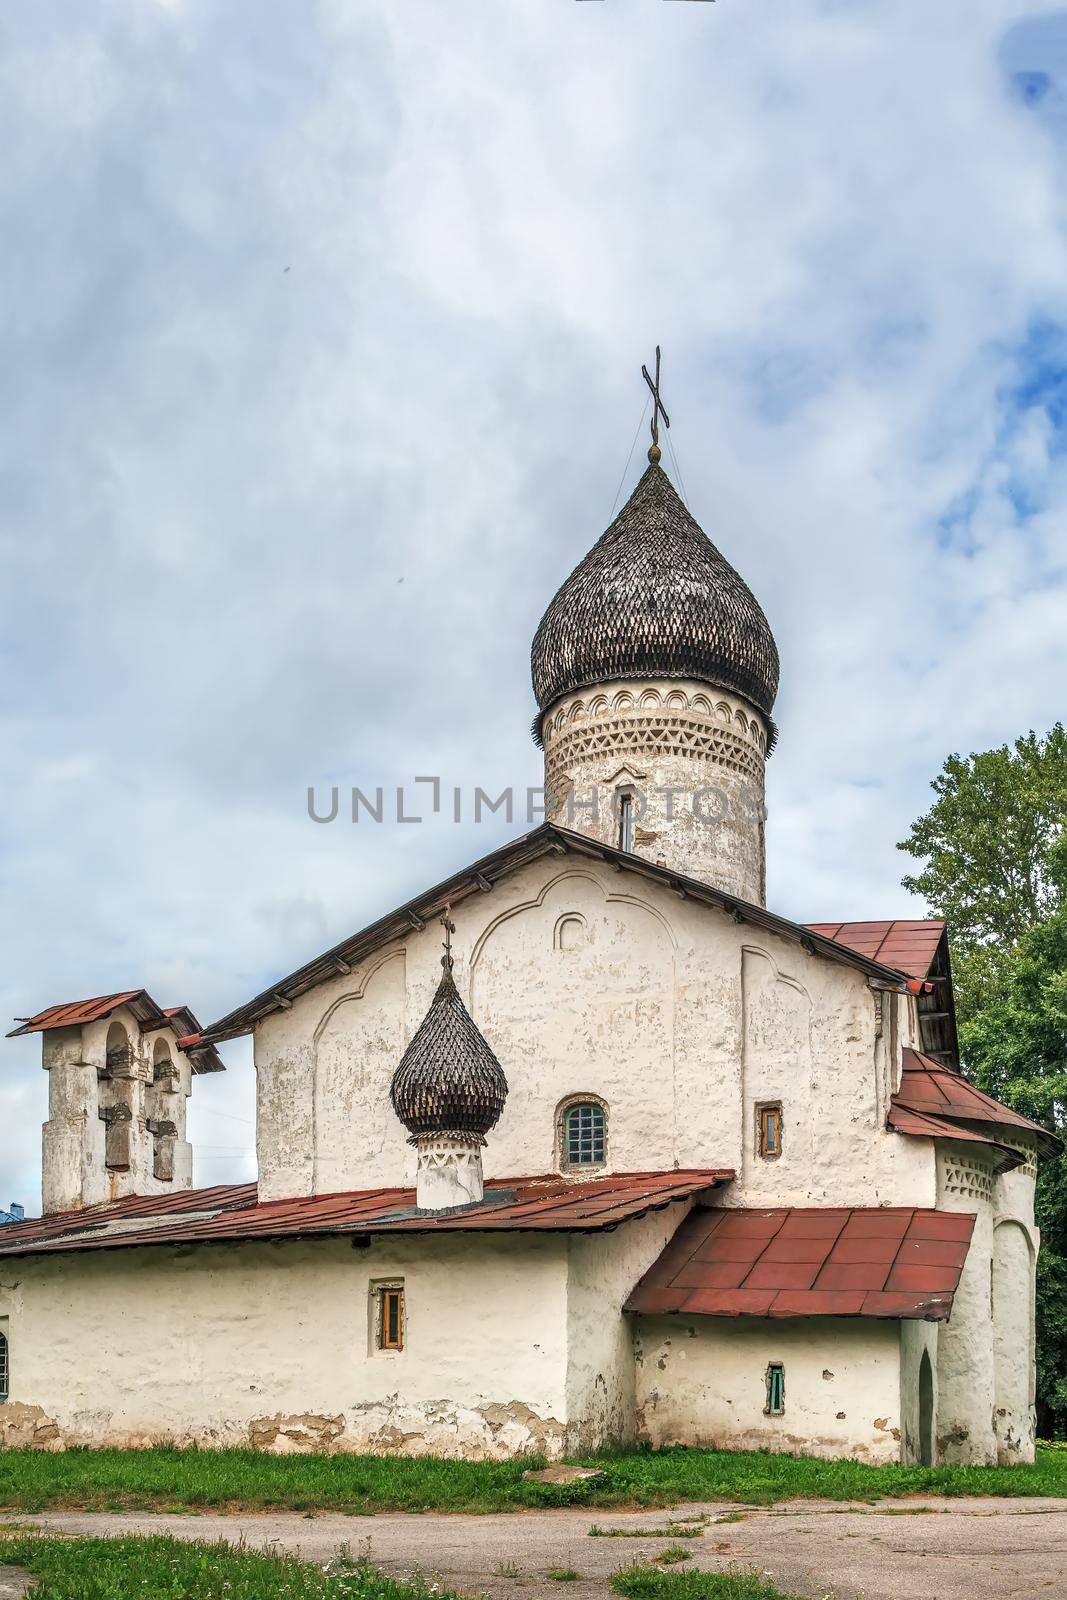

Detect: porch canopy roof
[625,1204,976,1323]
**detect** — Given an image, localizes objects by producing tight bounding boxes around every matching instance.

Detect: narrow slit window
[377,1286,404,1352]
[617,792,634,854]
[758,1102,783,1160]
[766,1362,784,1416]
[563,1101,606,1168]
[0,1331,9,1402]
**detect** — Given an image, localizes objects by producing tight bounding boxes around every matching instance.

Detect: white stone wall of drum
[540,679,768,904]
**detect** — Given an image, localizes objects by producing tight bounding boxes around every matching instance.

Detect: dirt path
[8,1500,1067,1600]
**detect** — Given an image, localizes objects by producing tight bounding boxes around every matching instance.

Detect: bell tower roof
[530,461,780,747]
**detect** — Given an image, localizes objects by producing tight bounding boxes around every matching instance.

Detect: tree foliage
[901,731,1067,1434]
[898,725,1067,1013]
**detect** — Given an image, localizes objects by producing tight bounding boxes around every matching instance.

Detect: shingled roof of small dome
[390,969,508,1143]
[531,463,780,747]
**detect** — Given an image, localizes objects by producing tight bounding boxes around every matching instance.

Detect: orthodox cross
[440,907,456,972]
[641,345,670,464]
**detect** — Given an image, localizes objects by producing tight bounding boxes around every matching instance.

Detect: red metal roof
[804,920,945,981]
[624,1204,975,1322]
[0,1169,732,1259]
[8,992,152,1033]
[7,992,224,1073]
[891,1048,1058,1154]
[883,1100,1017,1164]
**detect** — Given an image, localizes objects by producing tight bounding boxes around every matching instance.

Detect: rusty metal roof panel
[891,1049,1059,1155]
[804,921,946,980]
[7,992,154,1035]
[0,1170,732,1259]
[624,1205,976,1322]
[7,993,224,1074]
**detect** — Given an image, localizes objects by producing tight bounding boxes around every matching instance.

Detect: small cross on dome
[641,345,671,464]
[440,908,456,972]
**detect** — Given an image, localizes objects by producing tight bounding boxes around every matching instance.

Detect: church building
[2,403,1054,1466]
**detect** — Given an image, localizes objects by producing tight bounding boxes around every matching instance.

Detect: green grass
[589,1524,704,1539]
[0,1443,1064,1515]
[613,1568,800,1600]
[0,1532,459,1600]
[546,1570,581,1583]
[652,1545,693,1565]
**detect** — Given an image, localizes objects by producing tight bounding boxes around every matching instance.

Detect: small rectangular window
[376,1285,404,1352]
[618,793,634,854]
[757,1102,782,1160]
[765,1361,784,1416]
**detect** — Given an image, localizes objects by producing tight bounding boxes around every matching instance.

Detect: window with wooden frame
[757,1101,783,1160]
[765,1361,785,1416]
[0,1329,8,1402]
[374,1284,405,1352]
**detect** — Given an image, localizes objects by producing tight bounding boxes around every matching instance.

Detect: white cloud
[2,0,1067,1206]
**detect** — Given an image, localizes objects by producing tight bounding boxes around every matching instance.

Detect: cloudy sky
[2,0,1065,1206]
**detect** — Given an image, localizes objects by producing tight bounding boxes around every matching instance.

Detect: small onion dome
[531,463,780,747]
[390,968,508,1144]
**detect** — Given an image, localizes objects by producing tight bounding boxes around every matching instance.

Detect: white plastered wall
[0,1232,572,1457]
[992,1143,1038,1464]
[633,1315,904,1461]
[934,1140,996,1464]
[254,854,933,1212]
[898,1319,939,1465]
[565,1205,688,1449]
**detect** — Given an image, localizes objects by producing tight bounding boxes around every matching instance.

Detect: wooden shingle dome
[531,463,780,746]
[390,967,508,1144]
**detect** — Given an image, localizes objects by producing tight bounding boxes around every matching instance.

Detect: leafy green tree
[900,732,1067,1435]
[960,851,1067,1434]
[898,725,1066,1014]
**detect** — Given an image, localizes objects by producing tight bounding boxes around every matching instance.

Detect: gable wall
[254,855,934,1206]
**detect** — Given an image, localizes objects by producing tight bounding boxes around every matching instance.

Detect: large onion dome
[531,462,779,745]
[390,966,508,1144]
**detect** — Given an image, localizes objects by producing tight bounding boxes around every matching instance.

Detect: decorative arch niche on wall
[740,945,813,1186]
[312,948,407,1192]
[468,866,679,1177]
[469,868,678,977]
[553,912,587,952]
[992,1216,1038,1431]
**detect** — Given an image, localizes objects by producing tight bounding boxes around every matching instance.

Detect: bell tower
[7,991,223,1214]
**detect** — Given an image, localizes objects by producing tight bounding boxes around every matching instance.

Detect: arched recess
[312,949,406,1192]
[152,1036,177,1084]
[469,867,678,1175]
[992,1218,1036,1459]
[100,1020,135,1172]
[740,946,813,1189]
[918,1348,934,1467]
[470,868,678,973]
